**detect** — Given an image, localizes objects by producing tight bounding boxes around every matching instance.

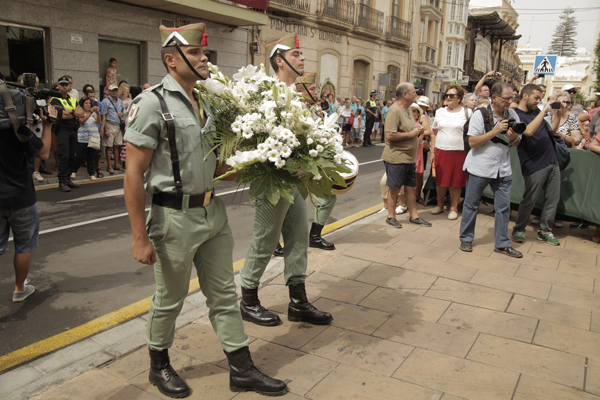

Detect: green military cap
[295,72,316,85]
[160,23,208,48]
[266,32,299,59]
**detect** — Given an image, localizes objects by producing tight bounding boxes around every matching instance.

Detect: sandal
[107,169,115,175]
[96,169,104,178]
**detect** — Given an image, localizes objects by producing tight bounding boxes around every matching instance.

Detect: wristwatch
[510,138,518,144]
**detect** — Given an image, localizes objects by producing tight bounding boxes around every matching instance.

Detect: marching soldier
[239,34,333,327]
[123,23,287,398]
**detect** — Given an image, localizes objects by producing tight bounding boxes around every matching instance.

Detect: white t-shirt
[432,107,471,151]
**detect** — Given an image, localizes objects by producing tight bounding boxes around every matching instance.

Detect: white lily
[233,64,257,81]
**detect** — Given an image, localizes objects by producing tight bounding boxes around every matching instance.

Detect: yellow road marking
[0,202,382,372]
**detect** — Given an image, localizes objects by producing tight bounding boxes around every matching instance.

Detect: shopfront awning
[118,0,268,26]
[468,11,521,42]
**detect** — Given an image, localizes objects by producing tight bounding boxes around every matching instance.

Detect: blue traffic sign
[533,55,557,76]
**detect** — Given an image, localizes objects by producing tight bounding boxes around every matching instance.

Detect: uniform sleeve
[467,109,485,137]
[123,93,162,150]
[49,98,62,107]
[384,108,400,133]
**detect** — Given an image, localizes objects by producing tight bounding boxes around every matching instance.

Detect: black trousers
[363,118,374,145]
[55,126,78,178]
[72,142,97,177]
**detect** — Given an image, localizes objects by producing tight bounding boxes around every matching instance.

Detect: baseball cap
[561,84,578,92]
[108,84,119,91]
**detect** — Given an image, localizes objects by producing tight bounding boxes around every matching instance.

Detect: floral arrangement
[195,63,350,205]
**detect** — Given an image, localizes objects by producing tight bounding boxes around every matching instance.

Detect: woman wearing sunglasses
[430,84,470,220]
[549,91,581,148]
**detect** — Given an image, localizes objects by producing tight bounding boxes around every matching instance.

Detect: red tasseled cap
[201,33,208,47]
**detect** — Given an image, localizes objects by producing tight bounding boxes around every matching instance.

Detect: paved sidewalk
[2,204,600,400]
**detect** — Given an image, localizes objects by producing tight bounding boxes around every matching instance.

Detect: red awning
[228,0,267,11]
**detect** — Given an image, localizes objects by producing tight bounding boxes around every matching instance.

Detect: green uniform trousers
[240,187,308,289]
[146,197,249,353]
[314,194,337,226]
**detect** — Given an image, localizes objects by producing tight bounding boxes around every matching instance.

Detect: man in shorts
[101,84,125,173]
[382,83,431,228]
[1,101,56,301]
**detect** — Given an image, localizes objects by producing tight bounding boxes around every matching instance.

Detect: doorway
[353,60,369,99]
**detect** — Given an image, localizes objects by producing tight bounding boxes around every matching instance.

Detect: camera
[21,73,63,119]
[504,117,526,135]
[551,101,561,110]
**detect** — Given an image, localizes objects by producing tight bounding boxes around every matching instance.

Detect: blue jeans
[460,173,512,248]
[0,205,39,254]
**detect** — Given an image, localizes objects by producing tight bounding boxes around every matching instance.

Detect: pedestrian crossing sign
[533,55,557,76]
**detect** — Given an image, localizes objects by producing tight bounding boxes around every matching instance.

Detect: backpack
[463,105,509,155]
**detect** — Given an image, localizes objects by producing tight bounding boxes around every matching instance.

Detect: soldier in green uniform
[239,34,333,327]
[123,23,287,398]
[295,72,337,251]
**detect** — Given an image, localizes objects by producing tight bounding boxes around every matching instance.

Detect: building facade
[1,0,266,95]
[256,0,414,101]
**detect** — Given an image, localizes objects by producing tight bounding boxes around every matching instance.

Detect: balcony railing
[422,0,440,8]
[356,3,384,34]
[317,0,355,25]
[269,0,310,13]
[387,16,411,42]
[418,43,436,64]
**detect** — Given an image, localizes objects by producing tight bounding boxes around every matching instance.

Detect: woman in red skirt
[430,84,470,220]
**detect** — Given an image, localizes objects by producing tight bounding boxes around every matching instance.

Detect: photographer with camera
[1,87,57,301]
[510,84,563,246]
[51,76,85,192]
[459,82,522,257]
[474,71,501,102]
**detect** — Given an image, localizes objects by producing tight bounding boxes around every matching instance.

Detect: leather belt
[152,191,213,210]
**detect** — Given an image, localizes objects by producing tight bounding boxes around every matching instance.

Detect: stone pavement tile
[92,318,147,347]
[489,249,560,270]
[305,250,342,273]
[101,347,151,381]
[534,320,600,360]
[373,315,479,358]
[30,369,127,400]
[513,374,600,400]
[515,265,595,292]
[306,271,378,304]
[412,244,457,262]
[383,229,439,246]
[305,363,442,400]
[99,385,161,400]
[592,312,600,333]
[245,339,337,396]
[401,256,478,282]
[528,243,598,266]
[341,231,402,249]
[355,264,438,291]
[234,392,305,400]
[29,338,105,374]
[393,348,519,400]
[469,270,552,299]
[381,241,432,259]
[563,237,600,255]
[359,287,451,322]
[586,358,600,396]
[440,394,469,400]
[507,294,591,330]
[242,317,328,350]
[318,255,371,279]
[341,243,409,267]
[300,326,413,376]
[447,252,520,275]
[430,235,499,258]
[548,285,600,311]
[0,365,44,398]
[311,298,392,335]
[128,353,235,400]
[425,277,512,311]
[171,320,229,365]
[466,333,585,389]
[558,260,600,279]
[246,284,289,315]
[438,303,538,342]
[426,225,463,240]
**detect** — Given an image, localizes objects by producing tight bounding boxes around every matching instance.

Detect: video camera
[0,73,63,133]
[504,117,526,135]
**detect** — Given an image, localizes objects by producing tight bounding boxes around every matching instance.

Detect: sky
[512,0,599,54]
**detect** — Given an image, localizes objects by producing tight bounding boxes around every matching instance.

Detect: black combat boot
[66,177,80,188]
[148,348,191,398]
[309,222,335,250]
[224,346,288,396]
[273,243,284,257]
[240,287,282,326]
[58,177,71,192]
[288,283,333,325]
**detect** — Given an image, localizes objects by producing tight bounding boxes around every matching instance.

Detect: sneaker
[447,211,458,220]
[537,231,560,246]
[570,222,589,229]
[395,205,407,214]
[460,241,472,252]
[70,172,76,179]
[90,175,98,181]
[13,285,35,302]
[494,247,523,258]
[554,220,563,228]
[32,171,44,182]
[512,230,525,243]
[386,217,402,228]
[531,216,540,225]
[430,206,443,215]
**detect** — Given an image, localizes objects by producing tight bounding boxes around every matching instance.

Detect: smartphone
[551,101,561,110]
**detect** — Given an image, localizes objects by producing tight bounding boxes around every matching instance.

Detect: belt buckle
[162,113,174,122]
[203,191,212,207]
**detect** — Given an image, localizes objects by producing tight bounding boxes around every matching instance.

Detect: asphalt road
[0,144,387,356]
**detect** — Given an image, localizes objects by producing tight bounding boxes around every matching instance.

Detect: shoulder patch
[128,104,139,122]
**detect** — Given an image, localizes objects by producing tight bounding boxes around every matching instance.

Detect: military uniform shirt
[124,74,216,195]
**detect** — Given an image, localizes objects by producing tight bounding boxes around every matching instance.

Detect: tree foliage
[548,7,578,57]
